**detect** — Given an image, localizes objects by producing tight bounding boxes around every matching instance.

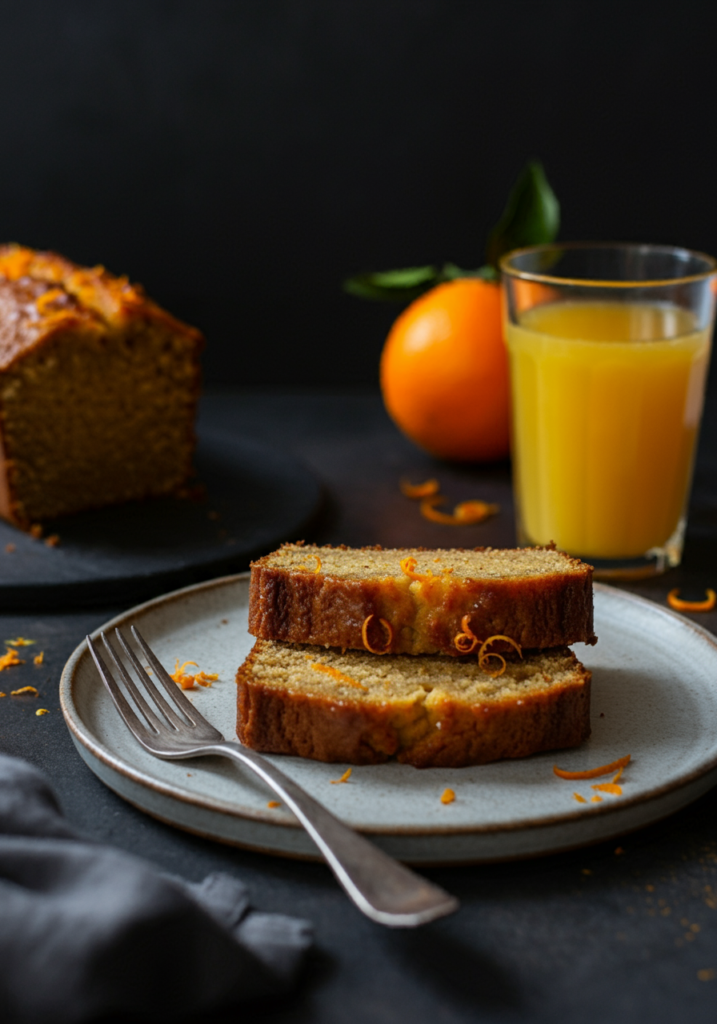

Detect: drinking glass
[501,243,717,578]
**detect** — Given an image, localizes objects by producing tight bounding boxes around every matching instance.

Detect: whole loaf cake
[0,244,203,528]
[248,543,596,656]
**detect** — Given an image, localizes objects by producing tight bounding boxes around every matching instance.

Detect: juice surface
[507,301,711,559]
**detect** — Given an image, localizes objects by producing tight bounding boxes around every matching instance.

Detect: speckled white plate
[60,577,717,863]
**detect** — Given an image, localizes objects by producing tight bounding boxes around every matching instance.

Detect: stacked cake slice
[236,544,595,768]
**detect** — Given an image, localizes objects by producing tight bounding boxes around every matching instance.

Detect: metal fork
[86,627,459,928]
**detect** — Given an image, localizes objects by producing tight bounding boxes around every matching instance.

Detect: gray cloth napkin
[0,754,312,1024]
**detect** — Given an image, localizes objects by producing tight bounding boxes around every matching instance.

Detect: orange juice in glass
[501,244,717,577]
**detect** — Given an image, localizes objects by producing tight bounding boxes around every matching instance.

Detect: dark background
[1,0,715,386]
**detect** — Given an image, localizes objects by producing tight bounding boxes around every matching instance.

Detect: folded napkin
[0,754,312,1024]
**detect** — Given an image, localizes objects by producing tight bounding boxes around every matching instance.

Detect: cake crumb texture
[0,244,203,526]
[249,543,596,655]
[236,639,591,768]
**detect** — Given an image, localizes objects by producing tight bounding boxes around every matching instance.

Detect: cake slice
[236,640,591,768]
[0,244,203,527]
[248,543,595,656]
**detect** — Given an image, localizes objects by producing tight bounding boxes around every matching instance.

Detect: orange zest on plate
[400,477,440,499]
[477,634,522,678]
[310,662,368,691]
[553,754,631,780]
[297,554,322,574]
[592,782,623,795]
[361,614,393,655]
[330,768,352,785]
[171,660,218,690]
[267,800,281,809]
[573,793,587,804]
[454,614,481,654]
[441,788,456,804]
[667,588,716,612]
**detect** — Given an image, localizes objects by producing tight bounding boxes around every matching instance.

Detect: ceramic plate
[0,431,321,610]
[60,579,717,863]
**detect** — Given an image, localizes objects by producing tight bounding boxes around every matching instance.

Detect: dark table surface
[3,387,717,1024]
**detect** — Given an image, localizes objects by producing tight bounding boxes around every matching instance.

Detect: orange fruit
[379,278,510,461]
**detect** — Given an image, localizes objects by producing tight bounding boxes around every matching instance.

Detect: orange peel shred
[400,556,434,582]
[10,685,37,696]
[171,660,218,690]
[297,554,322,574]
[400,478,440,499]
[310,662,368,691]
[361,614,393,655]
[454,614,481,654]
[441,788,456,804]
[573,793,587,804]
[553,754,631,781]
[592,783,623,795]
[420,495,499,525]
[0,650,23,671]
[330,768,352,784]
[477,634,522,678]
[667,588,716,612]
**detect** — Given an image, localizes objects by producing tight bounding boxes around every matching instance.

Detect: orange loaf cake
[236,640,591,768]
[0,244,203,528]
[248,543,596,657]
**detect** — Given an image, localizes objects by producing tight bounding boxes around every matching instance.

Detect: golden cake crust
[236,640,592,768]
[248,543,596,656]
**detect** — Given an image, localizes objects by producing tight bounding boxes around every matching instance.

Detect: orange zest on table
[297,554,322,573]
[33,652,44,666]
[330,768,352,785]
[420,495,499,525]
[170,660,219,690]
[310,662,368,691]
[361,614,393,655]
[454,614,481,654]
[592,782,623,795]
[667,588,716,612]
[400,478,440,499]
[441,788,456,804]
[478,635,522,678]
[400,556,434,582]
[0,650,23,671]
[553,754,631,780]
[10,685,37,696]
[5,637,35,647]
[573,793,587,804]
[36,708,49,716]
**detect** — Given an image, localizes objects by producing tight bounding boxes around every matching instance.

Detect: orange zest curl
[170,660,218,690]
[35,287,65,316]
[420,495,499,525]
[399,556,434,582]
[361,615,393,655]
[400,478,440,499]
[591,795,603,803]
[553,754,631,781]
[10,685,37,696]
[667,588,716,612]
[297,554,322,574]
[477,635,522,678]
[310,662,368,691]
[454,615,481,654]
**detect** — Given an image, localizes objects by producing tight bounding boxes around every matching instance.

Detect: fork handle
[206,741,458,927]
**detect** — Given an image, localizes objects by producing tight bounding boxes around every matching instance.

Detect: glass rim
[499,241,717,288]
